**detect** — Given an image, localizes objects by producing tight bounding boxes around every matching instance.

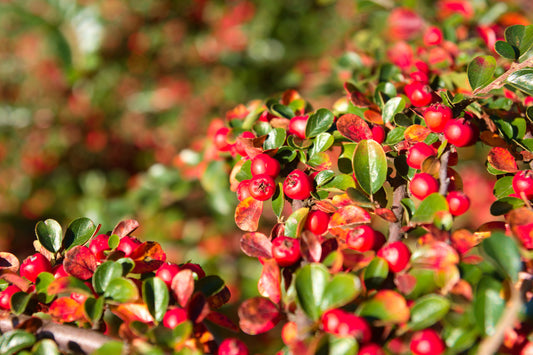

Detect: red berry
[513,170,533,200]
[251,153,281,178]
[410,329,445,355]
[321,309,371,343]
[162,307,188,329]
[283,169,313,200]
[272,236,301,267]
[0,285,21,310]
[409,173,439,200]
[346,225,384,252]
[288,115,308,139]
[89,234,110,260]
[249,174,276,201]
[213,127,233,152]
[52,264,69,279]
[423,104,452,133]
[377,242,411,273]
[20,253,52,283]
[116,236,142,257]
[180,263,206,279]
[236,180,252,201]
[444,118,478,147]
[407,142,436,169]
[155,262,181,288]
[446,191,470,216]
[423,26,443,46]
[371,125,386,144]
[405,82,433,107]
[218,338,249,355]
[358,343,386,355]
[305,210,330,235]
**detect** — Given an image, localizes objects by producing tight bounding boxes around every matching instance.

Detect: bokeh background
[0,0,532,351]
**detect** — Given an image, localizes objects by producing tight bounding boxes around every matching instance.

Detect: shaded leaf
[336,114,373,142]
[490,196,524,216]
[238,297,280,335]
[63,246,97,280]
[295,263,328,320]
[84,296,104,324]
[63,218,97,251]
[35,219,62,253]
[473,277,505,336]
[235,197,263,232]
[0,253,19,273]
[481,231,521,282]
[142,277,169,322]
[468,55,496,91]
[495,40,519,60]
[364,257,389,289]
[206,311,239,332]
[10,292,31,315]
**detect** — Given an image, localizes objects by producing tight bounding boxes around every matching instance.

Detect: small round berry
[288,115,308,139]
[89,234,111,260]
[272,236,301,267]
[358,343,386,355]
[155,262,181,288]
[444,118,478,147]
[305,210,330,235]
[213,127,233,152]
[20,253,52,283]
[405,82,433,107]
[116,236,142,257]
[513,170,533,200]
[0,285,22,310]
[249,174,276,201]
[283,169,313,200]
[162,307,188,329]
[410,329,445,355]
[251,153,281,178]
[423,26,443,46]
[371,125,386,144]
[236,180,252,201]
[423,104,452,133]
[446,191,471,216]
[377,242,411,273]
[409,173,439,200]
[407,143,436,170]
[218,338,249,355]
[52,264,69,279]
[346,225,383,252]
[321,309,371,343]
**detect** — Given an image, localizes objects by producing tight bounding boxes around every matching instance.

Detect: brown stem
[0,313,115,354]
[388,182,407,242]
[474,56,533,96]
[438,150,450,195]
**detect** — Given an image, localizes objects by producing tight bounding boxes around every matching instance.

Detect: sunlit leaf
[35,219,62,253]
[49,297,86,323]
[63,218,97,251]
[92,261,123,294]
[357,290,410,324]
[329,205,371,228]
[104,278,139,303]
[336,114,373,142]
[235,197,263,232]
[487,147,518,173]
[0,330,36,355]
[285,207,309,238]
[258,258,281,305]
[171,269,195,308]
[306,108,334,138]
[130,241,166,273]
[468,55,496,91]
[506,68,533,96]
[63,246,97,280]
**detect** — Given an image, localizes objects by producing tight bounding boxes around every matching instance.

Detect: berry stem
[388,181,407,242]
[438,150,450,195]
[473,56,533,96]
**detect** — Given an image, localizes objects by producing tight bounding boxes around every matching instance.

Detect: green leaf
[505,25,525,49]
[506,68,533,96]
[306,109,334,138]
[384,126,406,145]
[357,290,409,324]
[364,257,389,289]
[295,263,328,320]
[32,339,59,355]
[319,174,356,192]
[519,25,533,59]
[108,234,120,249]
[411,193,449,224]
[270,103,294,119]
[0,330,36,355]
[235,159,252,182]
[195,275,225,297]
[264,128,286,150]
[35,272,55,303]
[495,40,519,60]
[91,341,124,355]
[35,219,63,253]
[467,55,496,91]
[490,196,524,216]
[473,277,505,336]
[493,176,514,199]
[104,277,139,303]
[143,277,169,322]
[339,143,357,174]
[84,296,104,324]
[328,335,358,355]
[93,261,123,294]
[353,140,387,195]
[320,273,361,312]
[309,133,334,156]
[116,258,135,275]
[408,294,450,331]
[285,207,309,238]
[481,231,521,282]
[10,292,31,315]
[444,326,479,353]
[382,97,406,124]
[315,170,336,187]
[271,183,284,218]
[63,218,97,251]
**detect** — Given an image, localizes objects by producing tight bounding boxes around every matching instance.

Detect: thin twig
[388,181,407,242]
[474,56,533,96]
[438,150,450,195]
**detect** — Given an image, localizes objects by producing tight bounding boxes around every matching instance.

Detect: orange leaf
[64,246,97,280]
[336,114,373,142]
[258,259,281,304]
[364,110,383,125]
[113,303,155,324]
[451,229,481,254]
[240,232,273,259]
[238,297,280,335]
[49,297,86,323]
[374,208,398,222]
[487,147,518,172]
[235,197,263,232]
[130,241,166,273]
[329,205,371,228]
[404,124,431,143]
[508,208,533,249]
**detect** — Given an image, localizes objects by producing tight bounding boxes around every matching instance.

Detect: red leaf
[451,229,481,254]
[300,231,322,262]
[49,297,86,323]
[329,205,371,228]
[188,292,210,323]
[130,241,166,273]
[171,269,195,308]
[64,246,97,280]
[336,114,373,142]
[344,82,372,107]
[0,272,31,292]
[113,303,154,324]
[47,277,92,296]
[258,259,281,304]
[235,136,266,159]
[112,219,140,238]
[208,286,231,309]
[0,252,19,273]
[238,297,280,335]
[235,197,263,232]
[240,232,273,259]
[404,124,431,143]
[395,273,417,295]
[206,311,239,332]
[374,208,398,223]
[487,147,518,172]
[364,110,383,125]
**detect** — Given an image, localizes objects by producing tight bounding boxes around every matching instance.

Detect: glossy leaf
[142,277,169,322]
[495,40,518,60]
[130,241,166,273]
[320,273,361,313]
[63,246,97,280]
[328,335,358,355]
[329,205,371,227]
[104,277,139,303]
[507,68,533,96]
[364,257,389,289]
[411,193,449,224]
[238,297,280,335]
[10,292,31,315]
[271,182,285,218]
[84,296,104,324]
[357,290,410,324]
[92,261,123,294]
[408,294,450,331]
[336,114,373,142]
[111,219,140,238]
[487,147,518,173]
[404,125,431,143]
[382,97,406,124]
[505,25,524,48]
[473,277,505,336]
[490,196,524,216]
[285,207,309,238]
[35,219,62,253]
[32,339,59,355]
[353,139,387,195]
[264,128,286,150]
[468,55,496,91]
[320,174,356,192]
[315,170,336,187]
[63,218,97,250]
[235,197,263,232]
[481,231,521,282]
[306,108,334,138]
[195,275,225,297]
[240,232,273,259]
[493,176,514,198]
[295,263,328,320]
[35,272,55,303]
[0,330,36,355]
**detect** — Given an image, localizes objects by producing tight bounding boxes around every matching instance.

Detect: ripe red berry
[272,236,301,267]
[513,170,533,200]
[404,82,433,107]
[236,180,252,201]
[321,309,371,343]
[218,338,249,355]
[52,264,69,279]
[288,115,308,139]
[358,343,386,355]
[251,153,281,178]
[444,118,478,147]
[423,26,443,46]
[116,236,142,257]
[423,104,452,133]
[155,262,181,288]
[248,174,276,201]
[407,142,436,170]
[20,253,52,283]
[346,225,384,252]
[409,173,439,200]
[446,191,470,216]
[0,285,21,310]
[162,307,188,329]
[371,125,386,144]
[283,169,313,200]
[213,127,233,152]
[89,234,111,260]
[305,210,330,235]
[377,241,411,273]
[410,329,445,355]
